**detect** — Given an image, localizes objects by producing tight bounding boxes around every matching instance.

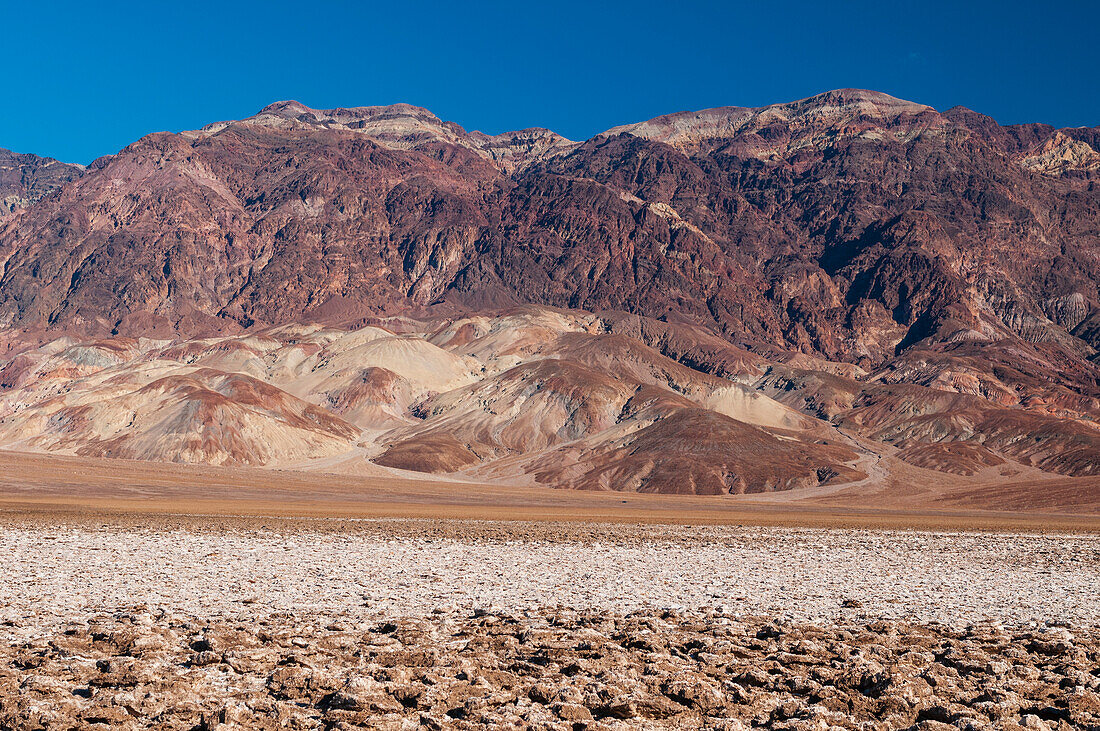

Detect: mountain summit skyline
[4,0,1098,167]
[7,88,1099,167]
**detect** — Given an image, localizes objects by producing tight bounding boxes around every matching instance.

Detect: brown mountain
[0,90,1097,492]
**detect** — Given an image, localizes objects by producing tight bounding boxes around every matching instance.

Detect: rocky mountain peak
[602,88,936,152]
[469,127,577,173]
[787,88,932,117]
[183,101,575,172]
[0,147,83,217]
[188,100,463,150]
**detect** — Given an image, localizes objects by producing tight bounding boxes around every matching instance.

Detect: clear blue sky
[3,0,1098,164]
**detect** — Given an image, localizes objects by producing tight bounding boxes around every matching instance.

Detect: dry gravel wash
[2,521,1099,729]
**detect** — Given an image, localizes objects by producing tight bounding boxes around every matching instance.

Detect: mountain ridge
[0,89,1097,492]
[12,88,1099,172]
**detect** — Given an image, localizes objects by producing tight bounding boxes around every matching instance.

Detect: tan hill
[0,308,856,492]
[0,306,1096,495]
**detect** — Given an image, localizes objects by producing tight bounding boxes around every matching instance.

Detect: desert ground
[1,449,1100,531]
[2,450,1100,725]
[2,450,1100,729]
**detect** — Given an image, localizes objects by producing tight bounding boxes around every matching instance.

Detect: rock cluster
[2,608,1097,730]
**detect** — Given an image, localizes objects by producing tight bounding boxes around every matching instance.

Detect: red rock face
[0,90,1097,489]
[0,147,83,217]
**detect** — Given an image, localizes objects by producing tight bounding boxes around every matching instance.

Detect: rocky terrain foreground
[2,520,1098,729]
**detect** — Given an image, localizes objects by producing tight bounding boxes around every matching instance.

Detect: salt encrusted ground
[2,521,1098,729]
[3,522,1098,633]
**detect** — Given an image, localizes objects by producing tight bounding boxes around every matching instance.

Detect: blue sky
[3,0,1098,163]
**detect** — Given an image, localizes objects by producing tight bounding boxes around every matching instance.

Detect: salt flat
[3,520,1100,729]
[3,521,1097,637]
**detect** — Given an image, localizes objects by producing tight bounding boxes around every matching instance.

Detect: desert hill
[0,306,1095,494]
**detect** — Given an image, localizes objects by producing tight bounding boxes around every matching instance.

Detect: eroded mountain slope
[0,90,1097,412]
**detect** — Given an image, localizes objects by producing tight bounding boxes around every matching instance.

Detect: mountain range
[0,89,1097,495]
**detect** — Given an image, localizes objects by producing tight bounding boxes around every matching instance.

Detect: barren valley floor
[2,451,1100,729]
[1,450,1100,532]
